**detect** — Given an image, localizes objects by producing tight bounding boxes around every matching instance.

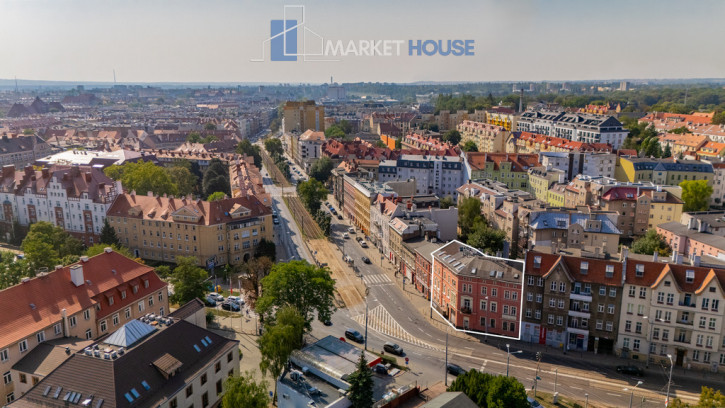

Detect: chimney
[698,220,706,233]
[652,252,658,262]
[104,247,113,253]
[1,165,14,178]
[61,309,70,337]
[620,247,629,262]
[70,264,84,287]
[693,255,701,267]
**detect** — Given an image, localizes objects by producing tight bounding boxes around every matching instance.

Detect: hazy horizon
[2,0,724,84]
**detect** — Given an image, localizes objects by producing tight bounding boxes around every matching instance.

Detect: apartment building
[378,154,463,198]
[0,249,168,404]
[432,241,524,337]
[485,108,517,131]
[282,100,325,133]
[657,220,725,260]
[616,254,725,371]
[527,212,621,255]
[658,133,708,157]
[528,167,567,202]
[0,134,52,170]
[600,186,683,238]
[8,318,238,408]
[106,193,273,267]
[516,110,628,149]
[615,157,713,186]
[457,121,510,153]
[522,251,624,354]
[538,151,616,181]
[463,153,540,190]
[295,130,326,172]
[0,165,121,246]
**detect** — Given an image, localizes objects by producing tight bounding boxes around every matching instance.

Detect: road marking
[464,346,474,350]
[492,352,504,356]
[362,274,393,286]
[353,305,441,351]
[570,386,583,390]
[607,393,621,397]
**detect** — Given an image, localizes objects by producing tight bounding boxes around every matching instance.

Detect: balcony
[568,309,591,319]
[678,301,696,308]
[567,326,589,336]
[460,306,472,315]
[570,292,592,302]
[676,319,693,326]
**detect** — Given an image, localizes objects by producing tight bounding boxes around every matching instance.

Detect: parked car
[273,218,280,225]
[208,292,224,302]
[616,365,644,376]
[362,256,371,264]
[324,202,329,207]
[446,363,466,376]
[204,297,217,307]
[227,296,244,305]
[356,236,363,242]
[221,301,240,312]
[360,241,368,248]
[373,364,388,375]
[527,396,544,407]
[304,383,320,395]
[383,342,404,355]
[345,329,365,343]
[342,232,350,239]
[348,227,355,234]
[337,214,343,220]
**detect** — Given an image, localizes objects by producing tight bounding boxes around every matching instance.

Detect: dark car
[373,364,388,375]
[337,214,343,220]
[616,365,644,376]
[362,256,371,264]
[345,329,364,343]
[383,342,404,355]
[221,301,240,312]
[446,363,466,376]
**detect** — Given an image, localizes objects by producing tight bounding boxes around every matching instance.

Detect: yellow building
[643,190,684,230]
[615,157,713,186]
[283,100,325,133]
[457,120,509,152]
[107,193,273,267]
[353,185,372,235]
[486,110,517,131]
[528,167,566,202]
[547,184,567,207]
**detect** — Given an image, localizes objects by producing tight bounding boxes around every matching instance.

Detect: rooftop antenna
[14,76,18,94]
[330,76,333,85]
[684,85,688,106]
[113,69,116,85]
[519,88,523,112]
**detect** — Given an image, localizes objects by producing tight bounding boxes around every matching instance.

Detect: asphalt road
[259,151,699,407]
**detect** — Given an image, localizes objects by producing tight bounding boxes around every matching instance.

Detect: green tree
[85,243,136,260]
[448,370,528,408]
[204,122,217,131]
[166,166,198,196]
[254,239,276,261]
[339,119,353,134]
[670,126,691,134]
[23,128,34,135]
[258,306,305,399]
[264,138,284,160]
[168,256,208,305]
[186,131,202,143]
[461,140,479,152]
[104,160,179,196]
[458,197,483,241]
[325,125,346,139]
[680,180,713,212]
[222,372,270,408]
[297,178,329,213]
[99,218,120,246]
[443,129,461,145]
[631,229,672,256]
[207,191,226,201]
[236,140,262,168]
[21,222,84,271]
[201,135,218,143]
[712,112,725,125]
[309,156,334,183]
[154,264,172,279]
[662,144,673,158]
[467,222,506,256]
[440,196,455,209]
[237,256,274,308]
[0,251,31,290]
[256,260,336,328]
[395,138,402,149]
[202,158,231,197]
[347,352,374,408]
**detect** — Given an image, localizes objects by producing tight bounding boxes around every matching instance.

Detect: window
[528,276,534,285]
[480,300,487,311]
[85,329,92,339]
[535,310,541,319]
[608,304,615,314]
[202,392,209,408]
[100,320,107,333]
[536,294,542,303]
[635,322,642,334]
[125,307,131,319]
[3,372,11,384]
[598,304,605,313]
[666,293,674,305]
[596,320,603,330]
[37,331,45,343]
[623,337,630,349]
[54,323,62,335]
[148,297,154,307]
[599,287,606,296]
[186,385,193,397]
[138,301,145,313]
[227,352,233,363]
[527,293,533,302]
[626,303,634,314]
[0,349,8,362]
[697,334,704,346]
[639,288,647,299]
[657,292,664,303]
[609,288,617,297]
[201,373,207,385]
[481,287,487,296]
[216,379,223,395]
[69,316,77,327]
[629,287,636,297]
[170,398,178,408]
[693,350,700,361]
[6,392,14,403]
[559,282,566,292]
[113,314,119,326]
[606,321,613,332]
[549,299,556,308]
[713,299,720,312]
[710,318,717,330]
[491,288,497,297]
[550,281,557,291]
[605,265,614,278]
[702,298,710,309]
[635,264,645,277]
[625,320,632,332]
[537,277,543,287]
[700,317,707,328]
[490,302,497,313]
[215,361,221,373]
[548,314,555,324]
[653,328,660,340]
[83,309,90,320]
[662,330,669,341]
[19,340,27,353]
[158,292,163,302]
[558,299,565,309]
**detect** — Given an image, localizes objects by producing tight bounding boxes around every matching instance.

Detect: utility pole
[665,354,674,407]
[554,368,558,394]
[534,352,542,398]
[364,287,370,351]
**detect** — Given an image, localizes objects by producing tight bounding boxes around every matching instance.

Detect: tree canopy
[254,239,276,261]
[166,165,198,196]
[100,218,121,247]
[85,244,136,260]
[222,372,270,408]
[297,178,329,213]
[309,156,334,183]
[443,129,462,145]
[448,370,529,408]
[461,140,479,152]
[347,352,374,408]
[202,158,231,197]
[236,256,273,309]
[168,256,208,305]
[264,137,284,160]
[467,222,506,256]
[631,229,672,257]
[104,160,179,196]
[207,191,226,201]
[256,260,336,328]
[680,180,713,212]
[440,196,455,209]
[21,221,84,271]
[258,306,305,399]
[668,386,725,408]
[458,197,483,241]
[0,251,32,290]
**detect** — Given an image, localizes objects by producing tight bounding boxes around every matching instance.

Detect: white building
[539,151,616,181]
[0,165,121,245]
[378,155,463,198]
[517,110,628,149]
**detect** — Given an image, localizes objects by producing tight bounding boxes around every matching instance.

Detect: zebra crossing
[361,274,392,286]
[353,305,441,351]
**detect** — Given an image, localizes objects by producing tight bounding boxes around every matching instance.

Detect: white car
[359,241,368,248]
[348,227,355,234]
[208,292,224,302]
[342,232,350,239]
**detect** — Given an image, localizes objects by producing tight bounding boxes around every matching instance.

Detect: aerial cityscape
[1,1,725,407]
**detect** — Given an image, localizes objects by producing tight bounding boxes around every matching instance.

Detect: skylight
[124,393,134,403]
[193,344,201,352]
[142,380,150,390]
[201,338,208,347]
[43,386,51,397]
[205,336,212,344]
[131,388,140,398]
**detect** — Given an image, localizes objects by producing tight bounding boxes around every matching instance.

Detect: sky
[1,0,724,84]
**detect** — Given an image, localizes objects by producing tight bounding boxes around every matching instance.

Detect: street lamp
[444,328,449,386]
[624,380,643,408]
[665,354,674,407]
[506,344,523,377]
[585,394,589,408]
[364,287,370,351]
[484,296,489,342]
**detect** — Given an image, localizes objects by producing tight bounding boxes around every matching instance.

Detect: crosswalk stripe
[353,305,441,351]
[362,274,392,286]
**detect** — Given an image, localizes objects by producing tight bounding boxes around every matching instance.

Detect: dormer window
[580,261,589,274]
[144,279,149,289]
[109,296,114,306]
[121,290,126,299]
[686,270,694,283]
[605,265,614,278]
[533,256,541,268]
[635,264,644,277]
[133,285,139,294]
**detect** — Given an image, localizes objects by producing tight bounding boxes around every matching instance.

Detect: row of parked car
[324,202,343,220]
[205,292,244,311]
